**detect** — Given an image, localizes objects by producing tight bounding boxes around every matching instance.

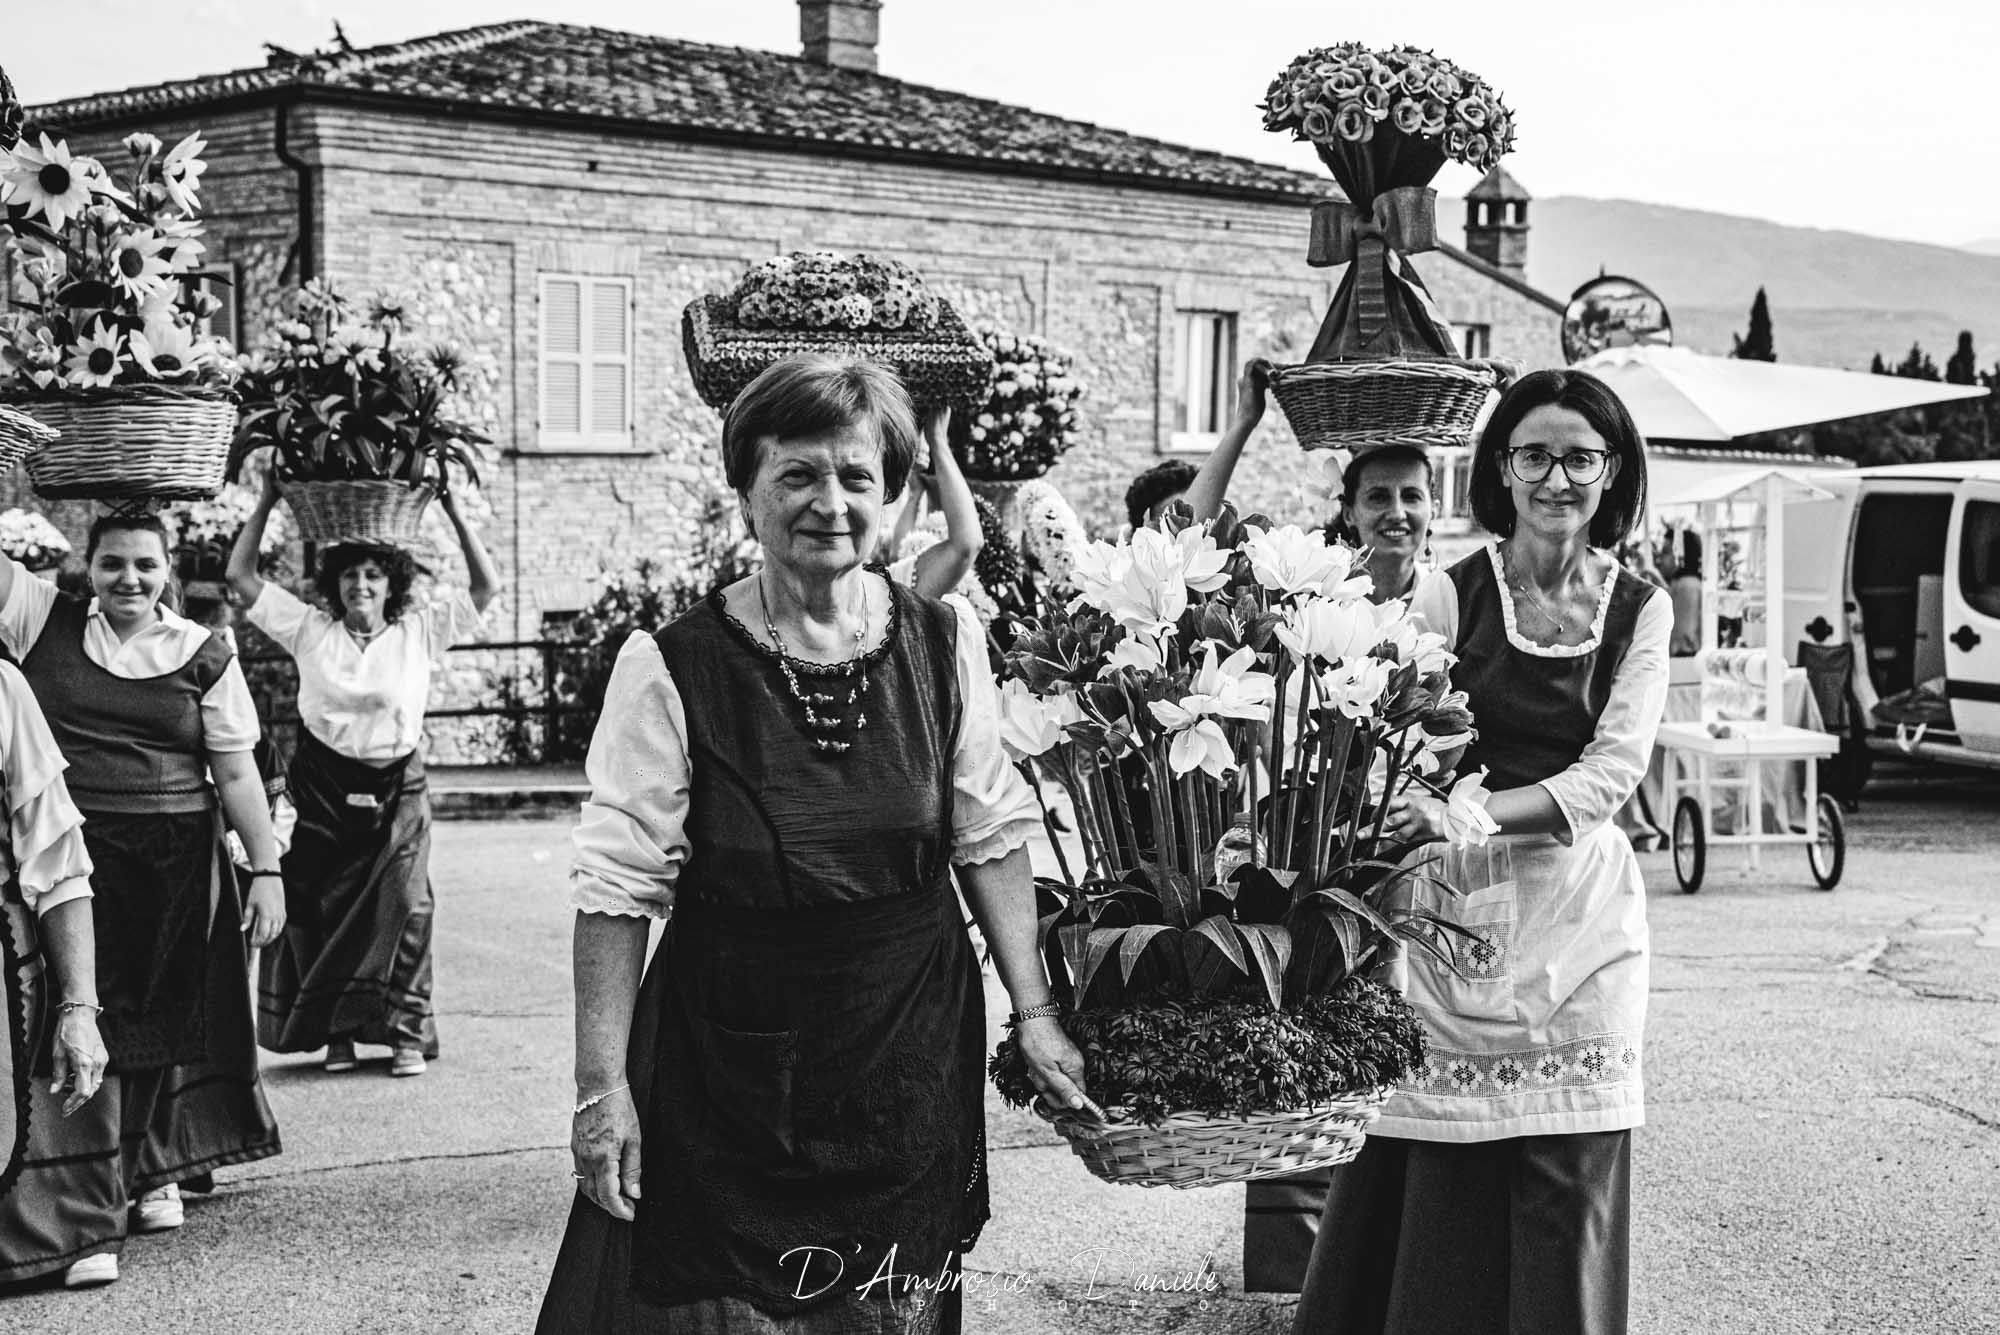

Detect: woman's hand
[1014,1016,1104,1121]
[51,1008,108,1117]
[242,874,286,949]
[1236,357,1274,425]
[571,1085,643,1220]
[259,464,281,505]
[1379,791,1447,844]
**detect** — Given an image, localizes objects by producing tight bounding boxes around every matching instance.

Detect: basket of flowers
[1,127,240,498]
[682,252,993,413]
[951,325,1085,482]
[231,282,488,547]
[0,506,70,572]
[986,504,1498,1187]
[1259,44,1515,451]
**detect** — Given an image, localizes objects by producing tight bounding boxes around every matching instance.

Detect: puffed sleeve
[569,631,690,918]
[1539,588,1672,844]
[0,662,93,916]
[0,553,60,661]
[199,656,262,753]
[244,582,325,657]
[422,590,487,661]
[945,594,1041,866]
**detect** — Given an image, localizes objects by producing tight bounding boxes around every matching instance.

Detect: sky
[11,0,2000,250]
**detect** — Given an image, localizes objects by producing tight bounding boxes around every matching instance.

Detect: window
[1460,323,1492,361]
[537,274,634,451]
[1961,500,2000,620]
[1170,310,1237,449]
[184,266,239,348]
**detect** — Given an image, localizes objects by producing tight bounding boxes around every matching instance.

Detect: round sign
[1561,275,1673,365]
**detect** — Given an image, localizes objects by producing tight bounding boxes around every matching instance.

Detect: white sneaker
[64,1253,119,1287]
[132,1183,184,1232]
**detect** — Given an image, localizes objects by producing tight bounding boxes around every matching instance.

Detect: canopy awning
[1579,344,1987,442]
[1650,465,1836,509]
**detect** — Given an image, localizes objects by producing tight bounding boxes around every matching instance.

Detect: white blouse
[0,556,261,752]
[0,661,94,916]
[571,594,1041,918]
[247,583,484,763]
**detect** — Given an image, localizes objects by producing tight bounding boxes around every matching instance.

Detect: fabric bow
[1307,187,1439,345]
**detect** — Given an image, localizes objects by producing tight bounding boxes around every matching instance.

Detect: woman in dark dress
[1294,370,1669,1335]
[538,355,1095,1334]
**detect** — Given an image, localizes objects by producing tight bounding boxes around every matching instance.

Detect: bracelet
[1005,1001,1064,1029]
[58,1000,104,1015]
[248,870,283,880]
[573,1082,629,1116]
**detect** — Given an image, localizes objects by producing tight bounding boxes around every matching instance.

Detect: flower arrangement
[949,326,1085,481]
[0,128,233,395]
[728,252,941,332]
[0,507,69,569]
[985,505,1496,1155]
[231,281,488,487]
[1261,44,1515,179]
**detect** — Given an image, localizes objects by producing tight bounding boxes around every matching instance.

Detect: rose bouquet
[231,281,487,546]
[987,504,1496,1185]
[0,507,69,570]
[949,326,1085,482]
[682,252,992,414]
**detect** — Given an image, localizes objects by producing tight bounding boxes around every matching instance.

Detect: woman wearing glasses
[1293,370,1669,1335]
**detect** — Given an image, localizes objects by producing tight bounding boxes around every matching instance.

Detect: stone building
[16,4,1564,639]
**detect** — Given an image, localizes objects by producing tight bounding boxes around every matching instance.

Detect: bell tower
[1464,165,1531,278]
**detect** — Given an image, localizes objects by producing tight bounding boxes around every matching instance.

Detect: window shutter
[588,282,630,437]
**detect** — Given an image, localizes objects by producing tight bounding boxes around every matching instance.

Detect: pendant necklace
[1505,548,1576,636]
[759,575,871,754]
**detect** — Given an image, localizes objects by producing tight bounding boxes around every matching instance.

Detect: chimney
[1463,165,1531,279]
[800,0,882,73]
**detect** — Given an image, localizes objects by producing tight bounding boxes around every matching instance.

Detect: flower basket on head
[682,252,993,414]
[1259,44,1514,451]
[232,282,487,551]
[986,505,1500,1187]
[0,402,56,474]
[2,125,239,498]
[948,325,1085,482]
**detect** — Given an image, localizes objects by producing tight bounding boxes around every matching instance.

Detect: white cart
[1652,469,1847,892]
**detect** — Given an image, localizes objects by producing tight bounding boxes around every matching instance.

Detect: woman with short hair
[227,479,500,1077]
[538,354,1094,1334]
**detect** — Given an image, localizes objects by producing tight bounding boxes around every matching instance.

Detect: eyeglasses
[1503,446,1612,486]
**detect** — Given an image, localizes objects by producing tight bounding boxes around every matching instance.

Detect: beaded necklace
[758,575,871,754]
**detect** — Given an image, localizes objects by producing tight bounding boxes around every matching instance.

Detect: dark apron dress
[539,581,988,1334]
[258,730,437,1056]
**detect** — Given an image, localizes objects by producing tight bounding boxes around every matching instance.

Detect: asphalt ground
[3,761,1996,1334]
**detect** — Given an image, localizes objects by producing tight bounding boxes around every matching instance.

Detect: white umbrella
[1579,344,1987,442]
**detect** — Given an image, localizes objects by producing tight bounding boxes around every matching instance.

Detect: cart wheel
[1808,793,1845,890]
[1672,796,1706,893]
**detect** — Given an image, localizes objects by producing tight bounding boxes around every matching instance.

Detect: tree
[1870,352,1889,375]
[1730,287,1776,362]
[1894,342,1940,381]
[1938,332,1990,460]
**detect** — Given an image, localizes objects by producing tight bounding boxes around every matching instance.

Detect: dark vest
[20,597,230,813]
[1450,550,1655,791]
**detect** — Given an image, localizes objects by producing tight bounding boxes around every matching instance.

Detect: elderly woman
[1294,370,1668,1335]
[227,475,499,1078]
[537,355,1094,1334]
[0,512,285,1289]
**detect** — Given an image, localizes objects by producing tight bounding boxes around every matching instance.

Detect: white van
[1783,460,2000,778]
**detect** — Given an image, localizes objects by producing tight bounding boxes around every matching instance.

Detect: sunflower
[130,319,206,381]
[159,131,207,215]
[109,232,173,301]
[1,133,96,230]
[62,325,127,389]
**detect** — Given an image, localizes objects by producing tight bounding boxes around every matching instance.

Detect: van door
[1944,480,2000,752]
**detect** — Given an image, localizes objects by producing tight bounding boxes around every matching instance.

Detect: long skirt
[1292,1131,1631,1335]
[0,813,280,1282]
[1243,1168,1331,1293]
[258,733,437,1056]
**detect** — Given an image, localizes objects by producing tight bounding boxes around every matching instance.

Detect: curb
[431,787,587,821]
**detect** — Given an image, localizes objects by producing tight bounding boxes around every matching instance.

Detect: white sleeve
[1538,589,1672,844]
[0,554,59,660]
[0,662,93,916]
[569,631,690,918]
[199,656,263,753]
[944,595,1041,866]
[244,582,321,656]
[424,591,487,661]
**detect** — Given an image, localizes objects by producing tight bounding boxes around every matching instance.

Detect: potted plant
[682,251,993,414]
[985,504,1497,1186]
[230,281,488,546]
[0,123,238,499]
[1259,43,1515,452]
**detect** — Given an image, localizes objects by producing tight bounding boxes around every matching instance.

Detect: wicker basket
[279,479,436,547]
[1270,359,1497,453]
[0,403,58,475]
[11,386,234,501]
[682,295,994,414]
[1035,1088,1387,1189]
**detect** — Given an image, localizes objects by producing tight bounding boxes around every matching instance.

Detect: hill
[1518,198,2000,371]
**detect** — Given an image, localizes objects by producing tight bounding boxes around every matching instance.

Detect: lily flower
[1147,702,1235,780]
[1097,630,1164,679]
[997,680,1084,760]
[1318,655,1393,720]
[1274,595,1379,665]
[1242,523,1358,599]
[1440,767,1501,848]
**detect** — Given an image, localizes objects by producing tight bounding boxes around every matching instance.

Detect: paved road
[4,763,1996,1334]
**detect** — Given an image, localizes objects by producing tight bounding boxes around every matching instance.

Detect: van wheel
[1808,794,1846,890]
[1672,797,1706,893]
